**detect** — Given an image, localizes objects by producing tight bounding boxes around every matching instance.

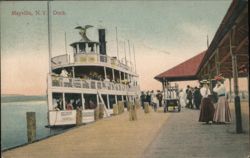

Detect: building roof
[197,0,248,78]
[155,51,206,82]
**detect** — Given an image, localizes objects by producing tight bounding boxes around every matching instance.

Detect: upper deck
[51,53,137,76]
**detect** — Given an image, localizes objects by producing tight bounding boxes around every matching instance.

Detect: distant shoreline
[1,95,47,103]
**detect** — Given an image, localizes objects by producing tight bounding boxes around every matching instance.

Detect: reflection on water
[1,101,69,150]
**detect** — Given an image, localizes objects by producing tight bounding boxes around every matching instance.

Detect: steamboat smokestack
[98,29,106,55]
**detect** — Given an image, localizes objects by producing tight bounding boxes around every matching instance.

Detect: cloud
[177,22,214,47]
[141,44,171,55]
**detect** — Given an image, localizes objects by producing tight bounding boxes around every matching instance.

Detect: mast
[133,44,137,73]
[65,32,67,54]
[47,1,52,73]
[65,32,69,62]
[124,41,127,65]
[128,40,131,67]
[116,27,119,60]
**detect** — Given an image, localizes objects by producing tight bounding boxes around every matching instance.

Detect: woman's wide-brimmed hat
[200,79,210,84]
[214,74,225,81]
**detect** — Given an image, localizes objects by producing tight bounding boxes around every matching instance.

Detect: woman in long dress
[199,80,215,124]
[213,78,231,123]
[179,89,187,108]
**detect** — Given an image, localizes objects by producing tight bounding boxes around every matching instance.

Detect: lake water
[1,101,67,151]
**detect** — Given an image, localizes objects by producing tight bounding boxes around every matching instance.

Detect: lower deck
[47,89,139,126]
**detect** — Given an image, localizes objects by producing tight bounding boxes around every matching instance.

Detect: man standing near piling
[156,90,163,107]
[140,91,146,109]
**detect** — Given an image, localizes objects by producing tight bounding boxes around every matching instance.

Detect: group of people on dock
[140,90,163,111]
[179,85,202,110]
[140,74,231,125]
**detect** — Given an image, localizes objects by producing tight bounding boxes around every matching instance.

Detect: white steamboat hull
[48,109,114,126]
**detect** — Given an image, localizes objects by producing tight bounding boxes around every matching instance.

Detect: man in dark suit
[156,90,163,107]
[186,85,193,108]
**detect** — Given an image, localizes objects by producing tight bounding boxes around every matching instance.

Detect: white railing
[52,53,135,72]
[49,75,139,92]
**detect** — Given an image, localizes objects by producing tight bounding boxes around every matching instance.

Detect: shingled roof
[154,51,206,82]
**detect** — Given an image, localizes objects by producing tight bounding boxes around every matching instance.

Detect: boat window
[79,44,85,53]
[84,94,97,109]
[123,95,128,108]
[109,95,116,109]
[64,93,82,110]
[117,95,123,102]
[74,66,105,81]
[52,93,63,110]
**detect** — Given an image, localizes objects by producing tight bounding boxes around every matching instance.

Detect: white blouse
[213,84,226,96]
[200,87,211,98]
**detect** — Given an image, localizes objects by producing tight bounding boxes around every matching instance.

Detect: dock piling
[99,103,105,119]
[76,109,82,126]
[94,106,99,121]
[26,112,36,143]
[144,102,150,113]
[113,104,118,115]
[118,101,124,114]
[129,103,137,121]
[135,99,140,109]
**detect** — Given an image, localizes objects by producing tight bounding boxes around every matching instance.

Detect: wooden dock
[2,108,169,158]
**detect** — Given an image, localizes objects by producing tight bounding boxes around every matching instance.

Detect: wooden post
[129,103,137,121]
[94,105,99,121]
[127,101,131,111]
[230,28,243,133]
[144,102,150,113]
[99,103,105,119]
[135,99,140,109]
[121,101,125,113]
[113,104,118,115]
[215,48,220,75]
[76,109,82,126]
[26,112,36,143]
[118,101,124,114]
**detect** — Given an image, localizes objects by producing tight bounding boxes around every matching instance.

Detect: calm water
[1,101,66,151]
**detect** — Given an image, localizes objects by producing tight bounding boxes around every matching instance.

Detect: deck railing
[52,53,135,72]
[49,75,139,92]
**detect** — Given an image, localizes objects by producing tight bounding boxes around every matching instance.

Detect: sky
[1,0,246,95]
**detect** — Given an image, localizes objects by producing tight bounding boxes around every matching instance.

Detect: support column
[123,72,126,80]
[72,67,75,78]
[107,95,110,109]
[119,71,122,82]
[230,28,243,133]
[85,43,87,53]
[215,48,220,75]
[229,78,232,102]
[97,45,99,54]
[104,67,107,79]
[95,44,98,53]
[112,69,115,81]
[76,44,80,53]
[62,93,66,110]
[96,94,99,106]
[208,63,212,90]
[115,95,118,104]
[82,94,85,110]
[162,79,166,101]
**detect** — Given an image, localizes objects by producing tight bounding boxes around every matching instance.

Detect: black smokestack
[98,29,106,55]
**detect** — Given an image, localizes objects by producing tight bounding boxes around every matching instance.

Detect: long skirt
[199,97,215,122]
[213,96,231,123]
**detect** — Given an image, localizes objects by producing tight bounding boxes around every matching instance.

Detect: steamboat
[47,26,140,126]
